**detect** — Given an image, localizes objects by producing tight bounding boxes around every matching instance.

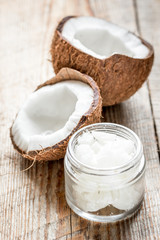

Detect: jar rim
[67,123,144,175]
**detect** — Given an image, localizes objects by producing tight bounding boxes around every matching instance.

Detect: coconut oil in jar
[64,123,146,223]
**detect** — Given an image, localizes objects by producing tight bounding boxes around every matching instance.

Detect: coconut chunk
[51,16,154,106]
[10,68,102,161]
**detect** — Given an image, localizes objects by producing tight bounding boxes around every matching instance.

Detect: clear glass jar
[64,123,145,223]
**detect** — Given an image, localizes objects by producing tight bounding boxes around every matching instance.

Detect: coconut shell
[50,16,154,106]
[10,68,102,161]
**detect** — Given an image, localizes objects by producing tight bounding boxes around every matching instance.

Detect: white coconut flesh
[62,16,149,59]
[12,80,94,152]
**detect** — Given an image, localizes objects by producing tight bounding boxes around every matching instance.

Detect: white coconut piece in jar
[72,130,144,212]
[74,131,135,168]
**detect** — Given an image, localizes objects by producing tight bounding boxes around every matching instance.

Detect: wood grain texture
[0,0,159,239]
[135,0,160,151]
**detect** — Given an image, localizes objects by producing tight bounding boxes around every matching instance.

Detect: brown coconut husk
[50,16,154,106]
[10,68,102,161]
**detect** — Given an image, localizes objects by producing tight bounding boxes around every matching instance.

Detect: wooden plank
[135,0,160,149]
[0,0,160,239]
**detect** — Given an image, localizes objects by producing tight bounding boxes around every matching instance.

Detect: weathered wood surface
[0,0,160,239]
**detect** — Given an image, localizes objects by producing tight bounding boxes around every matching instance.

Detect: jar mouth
[67,123,143,175]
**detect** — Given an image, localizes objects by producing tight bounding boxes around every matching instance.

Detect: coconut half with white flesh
[51,16,154,106]
[10,68,102,161]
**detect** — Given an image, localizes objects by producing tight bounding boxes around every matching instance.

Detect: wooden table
[0,0,160,239]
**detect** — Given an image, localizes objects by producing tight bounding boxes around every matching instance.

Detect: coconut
[51,16,154,106]
[10,68,102,161]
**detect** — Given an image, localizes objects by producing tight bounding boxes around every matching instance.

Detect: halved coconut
[51,16,154,106]
[10,68,102,161]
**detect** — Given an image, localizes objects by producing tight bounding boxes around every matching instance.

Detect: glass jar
[64,123,145,223]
